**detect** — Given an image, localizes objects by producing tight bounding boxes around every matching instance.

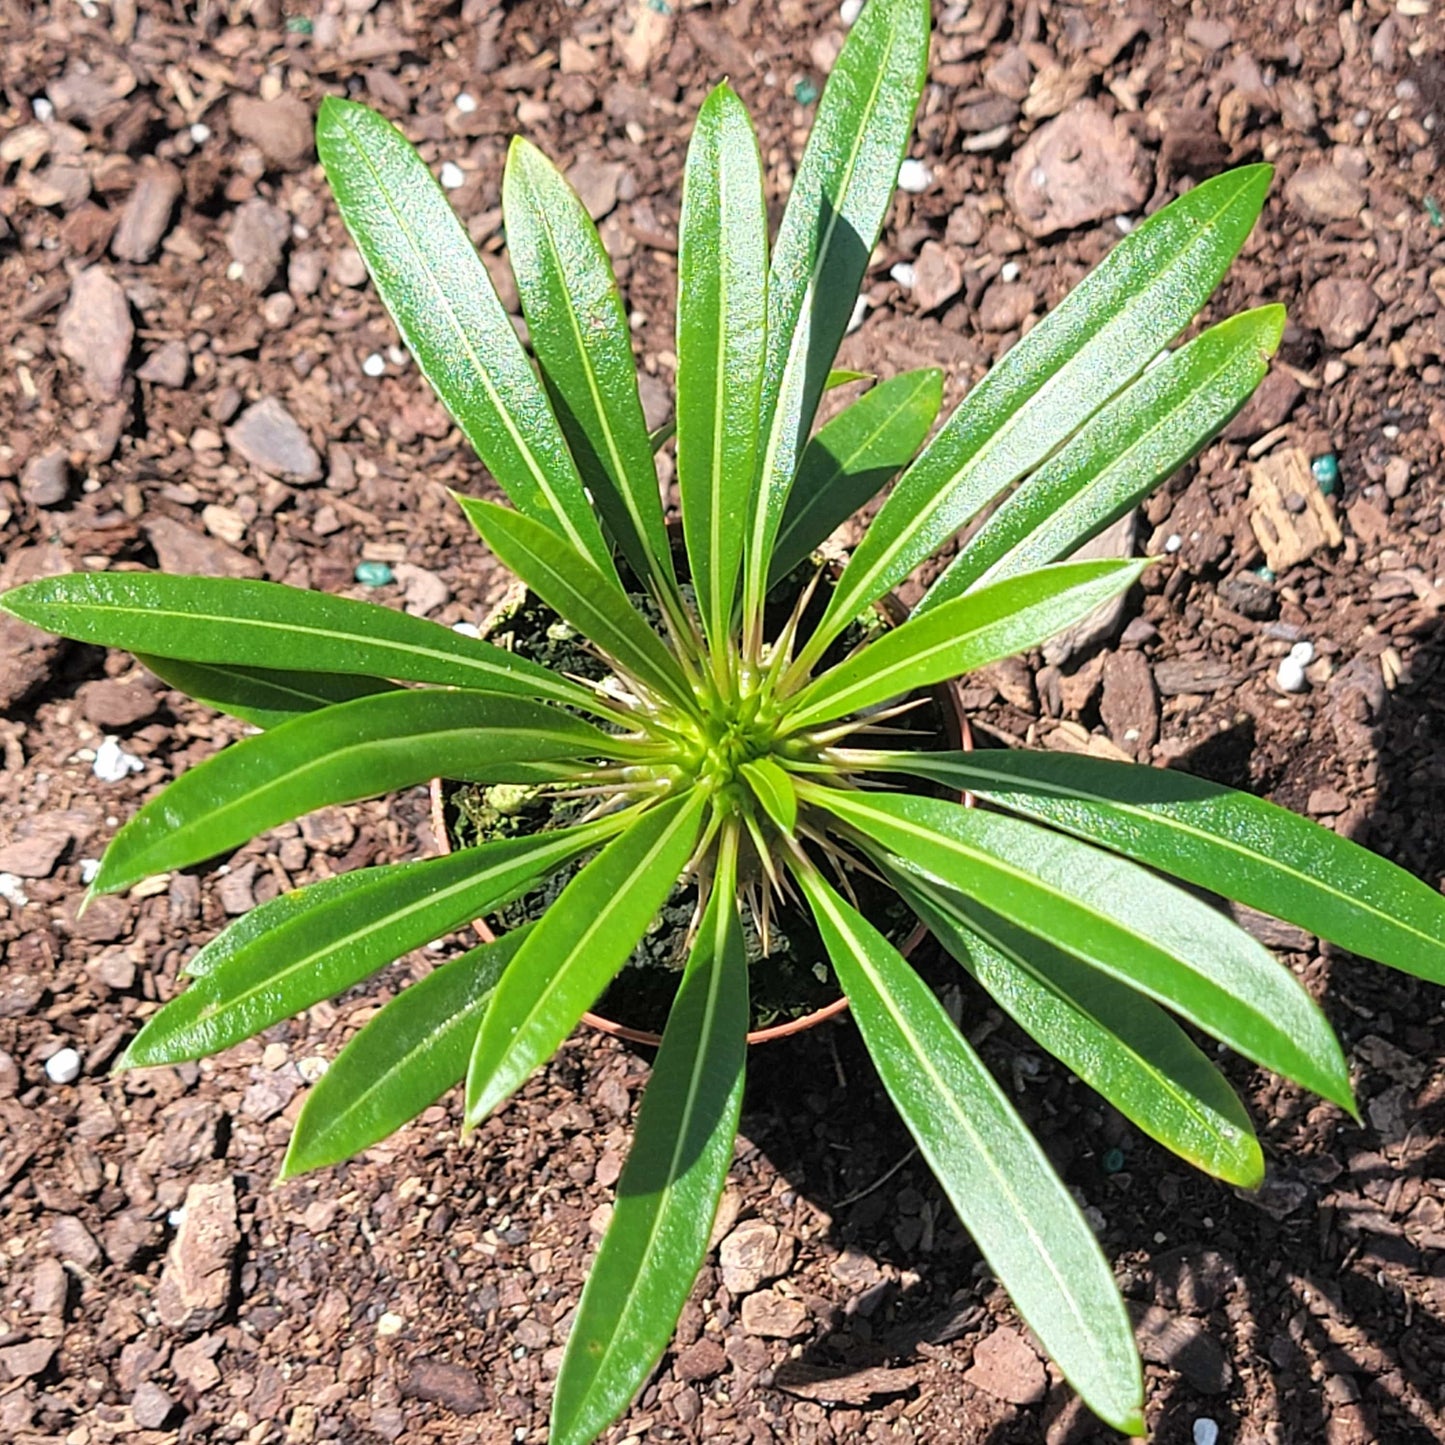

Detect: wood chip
[1248,447,1342,572]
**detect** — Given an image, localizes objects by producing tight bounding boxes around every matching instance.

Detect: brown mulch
[2,2,1444,1444]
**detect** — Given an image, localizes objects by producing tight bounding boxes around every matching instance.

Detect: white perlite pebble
[190,121,211,144]
[454,92,477,114]
[846,294,869,334]
[1000,260,1021,282]
[0,873,29,908]
[889,261,917,289]
[93,737,144,783]
[1164,533,1183,554]
[80,859,101,884]
[1277,654,1308,693]
[362,352,387,377]
[33,97,55,121]
[439,161,465,190]
[1193,1421,1220,1445]
[897,158,932,193]
[451,621,482,638]
[840,0,864,23]
[1289,640,1315,667]
[45,1048,82,1085]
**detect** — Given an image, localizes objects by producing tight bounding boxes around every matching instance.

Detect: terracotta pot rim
[427,580,973,1047]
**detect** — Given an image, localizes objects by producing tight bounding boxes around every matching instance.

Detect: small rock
[1008,101,1149,238]
[1218,571,1277,619]
[44,1047,83,1084]
[112,159,182,263]
[0,1338,57,1382]
[1222,367,1301,442]
[401,1359,484,1415]
[1285,165,1367,224]
[228,93,314,170]
[392,563,450,617]
[78,678,158,729]
[144,516,262,579]
[131,1381,176,1430]
[673,1337,727,1383]
[136,340,190,388]
[897,157,932,193]
[92,736,145,782]
[226,396,322,482]
[719,1219,796,1295]
[1132,1304,1231,1393]
[1194,1420,1220,1445]
[566,158,626,220]
[964,1326,1047,1406]
[1041,512,1138,666]
[156,1177,240,1334]
[1100,649,1158,758]
[57,267,133,401]
[103,1210,160,1269]
[51,1213,102,1267]
[332,246,368,288]
[20,449,70,508]
[438,161,466,191]
[739,1289,809,1338]
[1153,658,1235,696]
[907,241,962,313]
[977,280,1037,332]
[172,1335,223,1392]
[31,1256,69,1316]
[226,197,290,292]
[1277,653,1308,693]
[1305,277,1380,349]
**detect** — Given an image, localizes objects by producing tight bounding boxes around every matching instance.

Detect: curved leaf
[118,823,614,1067]
[795,865,1144,1436]
[504,137,672,592]
[92,690,623,895]
[677,83,768,652]
[784,559,1144,730]
[768,367,942,585]
[281,926,533,1178]
[552,833,747,1445]
[852,748,1445,985]
[316,98,613,573]
[465,789,709,1124]
[739,756,798,834]
[807,786,1355,1112]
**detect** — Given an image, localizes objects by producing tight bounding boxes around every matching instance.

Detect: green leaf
[784,559,1144,731]
[742,0,931,622]
[794,865,1144,1436]
[503,137,672,592]
[92,690,624,896]
[768,367,942,585]
[806,165,1273,667]
[552,833,747,1445]
[853,748,1445,985]
[316,98,613,574]
[139,655,397,730]
[738,756,798,833]
[0,573,608,718]
[648,370,865,457]
[465,789,709,1125]
[453,494,699,716]
[806,786,1355,1112]
[676,83,768,652]
[889,865,1263,1187]
[923,307,1286,607]
[281,926,533,1178]
[118,823,614,1067]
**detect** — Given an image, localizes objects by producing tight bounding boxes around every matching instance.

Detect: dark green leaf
[316,98,613,572]
[795,865,1144,1436]
[504,137,673,591]
[552,834,747,1445]
[282,926,533,1177]
[784,560,1144,730]
[768,367,942,584]
[92,690,625,895]
[807,786,1355,1112]
[676,83,768,651]
[465,789,709,1125]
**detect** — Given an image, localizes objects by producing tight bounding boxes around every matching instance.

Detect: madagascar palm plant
[6,1,1444,1439]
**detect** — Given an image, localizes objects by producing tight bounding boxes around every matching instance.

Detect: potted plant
[5,0,1443,1438]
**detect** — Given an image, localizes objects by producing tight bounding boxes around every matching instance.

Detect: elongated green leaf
[504,137,672,592]
[805,165,1273,668]
[552,833,747,1445]
[888,864,1263,1187]
[281,926,533,1178]
[118,822,616,1067]
[139,654,397,730]
[677,83,768,651]
[806,786,1355,1111]
[794,866,1144,1436]
[453,494,699,715]
[851,748,1445,985]
[768,367,942,585]
[923,307,1285,607]
[465,789,709,1125]
[739,756,797,833]
[93,690,622,895]
[0,573,609,718]
[784,560,1144,731]
[742,0,931,621]
[648,370,867,456]
[316,98,613,573]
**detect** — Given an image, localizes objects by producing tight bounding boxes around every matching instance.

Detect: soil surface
[3,2,1445,1444]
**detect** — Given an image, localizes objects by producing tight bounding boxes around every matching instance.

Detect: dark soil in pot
[435,552,957,1040]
